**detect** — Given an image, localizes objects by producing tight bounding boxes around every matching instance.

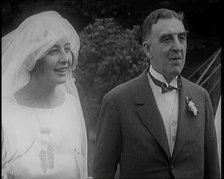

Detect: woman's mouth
[54,67,69,75]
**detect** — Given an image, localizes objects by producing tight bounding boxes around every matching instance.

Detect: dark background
[2,0,221,176]
[2,0,221,38]
[1,0,221,78]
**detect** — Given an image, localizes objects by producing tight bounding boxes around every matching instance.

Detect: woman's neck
[15,77,64,108]
[28,80,57,101]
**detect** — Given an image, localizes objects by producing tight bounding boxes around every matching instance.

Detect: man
[93,8,220,178]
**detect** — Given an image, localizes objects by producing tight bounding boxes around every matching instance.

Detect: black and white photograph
[2,0,221,178]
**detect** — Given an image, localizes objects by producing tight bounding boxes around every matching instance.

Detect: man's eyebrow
[179,31,188,36]
[161,31,188,36]
[159,33,172,41]
[160,31,188,39]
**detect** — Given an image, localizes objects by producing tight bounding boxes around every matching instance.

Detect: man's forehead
[151,17,185,35]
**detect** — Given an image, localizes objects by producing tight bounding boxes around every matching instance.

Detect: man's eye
[162,37,171,43]
[179,35,186,41]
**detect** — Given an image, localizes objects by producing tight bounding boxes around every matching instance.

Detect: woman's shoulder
[2,95,17,110]
[63,93,82,110]
[64,92,80,103]
[2,95,20,125]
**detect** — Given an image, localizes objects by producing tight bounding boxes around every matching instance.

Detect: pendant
[47,145,54,169]
[41,128,51,134]
[39,149,47,173]
[39,146,54,173]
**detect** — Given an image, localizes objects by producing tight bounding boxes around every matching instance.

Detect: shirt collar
[149,65,178,88]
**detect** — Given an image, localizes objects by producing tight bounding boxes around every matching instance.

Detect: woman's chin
[57,79,67,84]
[54,76,68,84]
[54,73,69,84]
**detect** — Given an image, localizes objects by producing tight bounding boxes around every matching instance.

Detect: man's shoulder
[105,73,143,100]
[182,76,208,94]
[111,76,140,94]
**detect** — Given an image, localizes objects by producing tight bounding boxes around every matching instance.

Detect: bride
[2,11,88,179]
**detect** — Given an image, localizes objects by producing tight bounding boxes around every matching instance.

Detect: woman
[2,11,88,179]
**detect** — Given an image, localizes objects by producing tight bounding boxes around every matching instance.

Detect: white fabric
[2,10,80,98]
[2,93,87,179]
[214,97,221,173]
[1,11,88,179]
[148,66,179,155]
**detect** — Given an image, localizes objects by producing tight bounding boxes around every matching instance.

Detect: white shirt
[147,66,179,155]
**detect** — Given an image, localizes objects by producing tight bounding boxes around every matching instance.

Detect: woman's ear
[143,41,152,59]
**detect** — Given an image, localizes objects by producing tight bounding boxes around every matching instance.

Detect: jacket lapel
[172,77,192,161]
[135,69,171,159]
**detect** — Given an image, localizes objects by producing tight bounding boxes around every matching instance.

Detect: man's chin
[173,71,181,78]
[167,70,181,81]
[172,66,183,75]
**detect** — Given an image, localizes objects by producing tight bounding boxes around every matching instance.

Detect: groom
[93,8,220,178]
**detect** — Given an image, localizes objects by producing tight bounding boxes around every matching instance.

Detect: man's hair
[142,8,184,42]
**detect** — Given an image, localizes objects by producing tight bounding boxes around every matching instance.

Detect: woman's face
[33,38,73,85]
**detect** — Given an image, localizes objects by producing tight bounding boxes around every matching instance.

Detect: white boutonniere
[185,96,199,116]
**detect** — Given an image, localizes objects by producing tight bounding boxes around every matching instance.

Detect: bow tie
[149,72,182,94]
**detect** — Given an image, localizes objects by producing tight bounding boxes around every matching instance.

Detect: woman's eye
[48,47,59,55]
[65,47,71,53]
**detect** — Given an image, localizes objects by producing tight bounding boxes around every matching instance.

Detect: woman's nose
[59,50,69,64]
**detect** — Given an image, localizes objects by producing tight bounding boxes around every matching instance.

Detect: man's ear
[143,41,152,59]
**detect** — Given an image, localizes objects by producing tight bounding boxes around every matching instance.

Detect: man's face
[145,17,187,82]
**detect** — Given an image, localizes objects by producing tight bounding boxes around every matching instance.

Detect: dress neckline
[11,92,67,110]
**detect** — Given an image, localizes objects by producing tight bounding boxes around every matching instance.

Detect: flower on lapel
[185,96,199,116]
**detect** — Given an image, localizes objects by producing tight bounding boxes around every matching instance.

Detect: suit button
[172,136,176,142]
[171,121,177,126]
[170,164,174,170]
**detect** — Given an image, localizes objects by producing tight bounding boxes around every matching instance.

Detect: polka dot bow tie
[149,72,182,94]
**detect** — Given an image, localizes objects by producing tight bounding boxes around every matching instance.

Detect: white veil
[2,10,80,99]
[2,11,88,178]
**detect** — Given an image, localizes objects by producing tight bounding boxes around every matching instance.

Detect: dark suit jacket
[93,68,220,178]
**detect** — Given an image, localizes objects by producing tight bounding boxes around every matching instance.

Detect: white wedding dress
[2,93,87,179]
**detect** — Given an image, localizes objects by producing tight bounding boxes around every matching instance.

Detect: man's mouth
[170,57,181,60]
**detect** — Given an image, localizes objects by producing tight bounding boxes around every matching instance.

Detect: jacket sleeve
[203,90,220,178]
[93,94,122,178]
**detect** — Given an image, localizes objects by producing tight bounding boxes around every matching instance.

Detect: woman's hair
[142,8,184,42]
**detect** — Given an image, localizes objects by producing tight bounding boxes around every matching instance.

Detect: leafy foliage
[75,18,148,129]
[2,0,221,37]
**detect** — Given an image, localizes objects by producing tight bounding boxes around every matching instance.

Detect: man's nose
[172,37,181,51]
